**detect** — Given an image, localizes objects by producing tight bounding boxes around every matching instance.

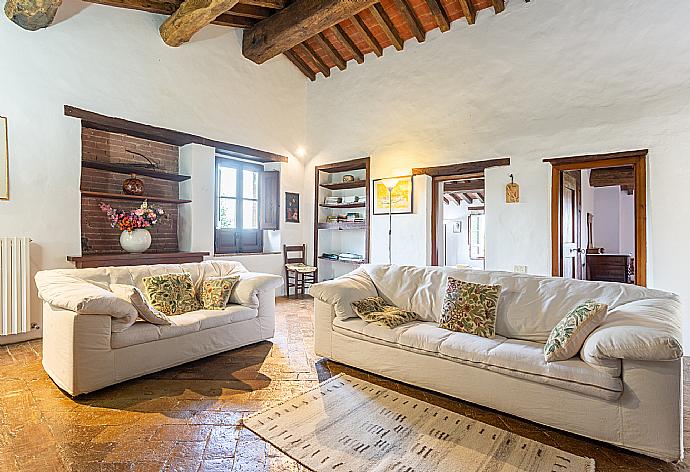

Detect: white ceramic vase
[119,229,151,253]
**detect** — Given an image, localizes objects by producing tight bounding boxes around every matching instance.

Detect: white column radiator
[0,237,30,336]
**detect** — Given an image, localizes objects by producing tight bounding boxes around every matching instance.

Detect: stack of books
[338,253,364,263]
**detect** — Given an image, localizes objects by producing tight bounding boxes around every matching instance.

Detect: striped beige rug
[243,374,595,472]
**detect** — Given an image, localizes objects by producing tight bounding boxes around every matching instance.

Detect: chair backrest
[283,244,306,265]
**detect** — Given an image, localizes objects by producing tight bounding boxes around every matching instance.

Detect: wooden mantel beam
[160,0,240,47]
[4,0,62,30]
[242,0,378,64]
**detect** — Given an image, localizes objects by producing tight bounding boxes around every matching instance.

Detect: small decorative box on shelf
[67,251,209,269]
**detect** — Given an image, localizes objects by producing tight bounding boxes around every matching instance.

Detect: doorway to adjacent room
[545,150,647,286]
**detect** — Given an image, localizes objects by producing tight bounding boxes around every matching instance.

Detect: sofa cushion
[35,270,138,333]
[333,317,421,345]
[439,278,501,338]
[309,267,379,320]
[333,318,622,399]
[544,300,608,362]
[439,336,623,398]
[143,273,202,316]
[109,284,171,325]
[351,296,419,328]
[112,321,161,349]
[111,305,258,348]
[580,298,683,367]
[200,276,240,310]
[486,271,678,343]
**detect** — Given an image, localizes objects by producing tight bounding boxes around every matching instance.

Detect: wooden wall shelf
[67,252,209,269]
[320,181,366,190]
[317,222,366,230]
[80,190,191,205]
[82,160,191,182]
[319,203,365,209]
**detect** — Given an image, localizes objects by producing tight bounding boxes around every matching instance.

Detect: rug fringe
[586,458,596,472]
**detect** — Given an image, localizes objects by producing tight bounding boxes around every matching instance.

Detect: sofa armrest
[41,303,114,396]
[35,270,138,332]
[229,272,283,308]
[309,267,378,320]
[581,297,683,367]
[314,299,336,357]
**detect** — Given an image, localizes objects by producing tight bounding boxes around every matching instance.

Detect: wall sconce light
[506,174,520,203]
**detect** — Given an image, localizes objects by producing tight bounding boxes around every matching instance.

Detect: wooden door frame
[416,157,511,266]
[561,170,583,280]
[545,150,648,286]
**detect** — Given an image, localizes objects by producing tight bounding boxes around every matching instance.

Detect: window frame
[214,157,264,254]
[468,211,485,261]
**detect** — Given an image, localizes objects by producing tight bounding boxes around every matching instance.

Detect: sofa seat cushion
[112,321,161,349]
[111,305,258,348]
[333,318,622,401]
[332,317,422,345]
[439,336,623,398]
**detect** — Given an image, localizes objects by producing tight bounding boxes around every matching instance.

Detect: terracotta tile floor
[0,296,687,471]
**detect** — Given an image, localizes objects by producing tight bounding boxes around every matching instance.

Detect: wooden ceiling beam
[296,42,330,77]
[460,193,473,204]
[477,191,485,203]
[4,0,61,30]
[314,32,347,71]
[229,3,273,18]
[284,49,317,81]
[331,24,364,64]
[242,0,378,64]
[458,0,476,25]
[64,105,289,162]
[390,0,425,43]
[424,0,449,32]
[588,166,635,188]
[413,158,510,177]
[239,0,284,8]
[351,14,383,56]
[368,4,403,51]
[82,0,258,28]
[160,0,240,47]
[448,193,463,206]
[491,0,505,14]
[444,179,485,193]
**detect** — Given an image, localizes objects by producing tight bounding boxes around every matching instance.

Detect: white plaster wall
[619,191,635,255]
[305,0,690,348]
[593,187,621,253]
[0,1,307,343]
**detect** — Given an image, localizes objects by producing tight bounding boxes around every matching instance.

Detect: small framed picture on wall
[285,192,300,223]
[372,176,413,215]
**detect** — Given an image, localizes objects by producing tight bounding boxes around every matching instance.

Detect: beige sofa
[35,260,282,396]
[310,264,684,461]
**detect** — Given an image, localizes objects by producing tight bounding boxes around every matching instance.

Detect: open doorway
[440,178,485,268]
[412,157,511,267]
[546,150,647,286]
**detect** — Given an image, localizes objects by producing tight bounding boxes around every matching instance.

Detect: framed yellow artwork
[0,116,8,200]
[372,176,413,214]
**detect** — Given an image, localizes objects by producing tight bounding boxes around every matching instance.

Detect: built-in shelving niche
[313,157,370,281]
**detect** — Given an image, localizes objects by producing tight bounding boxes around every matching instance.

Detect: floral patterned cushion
[351,296,419,328]
[110,283,171,325]
[439,278,501,338]
[142,273,202,316]
[200,276,240,310]
[544,300,608,362]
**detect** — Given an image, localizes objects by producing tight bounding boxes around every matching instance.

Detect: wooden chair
[283,244,317,298]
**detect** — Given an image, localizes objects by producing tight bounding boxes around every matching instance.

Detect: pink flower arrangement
[99,201,165,232]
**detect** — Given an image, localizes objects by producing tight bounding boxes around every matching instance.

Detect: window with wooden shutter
[215,157,279,254]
